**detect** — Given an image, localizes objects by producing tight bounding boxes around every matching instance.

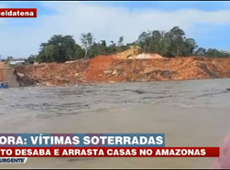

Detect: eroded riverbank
[14,56,230,86]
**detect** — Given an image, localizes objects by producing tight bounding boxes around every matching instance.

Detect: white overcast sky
[0,1,230,58]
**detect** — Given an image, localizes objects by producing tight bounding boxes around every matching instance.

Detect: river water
[0,79,230,168]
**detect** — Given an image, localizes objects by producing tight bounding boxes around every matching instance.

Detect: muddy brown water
[0,79,230,168]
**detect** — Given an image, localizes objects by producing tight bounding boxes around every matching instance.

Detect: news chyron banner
[0,133,219,164]
[0,8,37,18]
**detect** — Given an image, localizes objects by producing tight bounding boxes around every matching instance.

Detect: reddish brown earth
[14,56,230,86]
[0,62,4,80]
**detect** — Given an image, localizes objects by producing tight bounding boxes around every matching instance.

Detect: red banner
[0,147,219,157]
[0,8,37,18]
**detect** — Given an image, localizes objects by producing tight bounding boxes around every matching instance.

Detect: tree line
[27,26,230,63]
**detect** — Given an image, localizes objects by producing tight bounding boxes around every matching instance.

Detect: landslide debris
[0,62,5,80]
[116,45,140,59]
[115,46,164,59]
[15,60,89,86]
[13,70,37,87]
[14,55,230,87]
[0,62,36,87]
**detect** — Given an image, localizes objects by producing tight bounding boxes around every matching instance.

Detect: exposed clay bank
[15,56,230,86]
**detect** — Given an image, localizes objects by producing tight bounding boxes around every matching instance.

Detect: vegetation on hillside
[28,26,230,63]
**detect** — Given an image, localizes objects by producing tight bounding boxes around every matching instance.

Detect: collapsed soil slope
[15,56,230,86]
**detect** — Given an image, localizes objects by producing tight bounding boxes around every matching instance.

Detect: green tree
[136,26,199,57]
[27,54,37,62]
[81,32,94,59]
[31,26,230,62]
[74,44,85,59]
[37,35,78,62]
[194,47,206,56]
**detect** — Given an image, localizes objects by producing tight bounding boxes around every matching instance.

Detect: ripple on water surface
[0,79,230,168]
